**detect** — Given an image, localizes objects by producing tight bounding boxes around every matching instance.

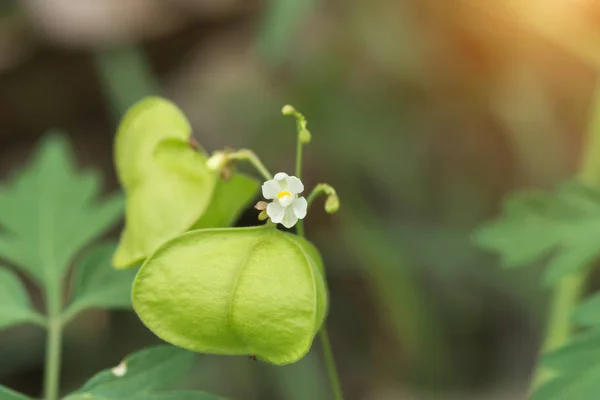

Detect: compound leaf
[474,182,600,286]
[0,267,43,329]
[0,133,123,288]
[66,242,137,319]
[75,345,196,398]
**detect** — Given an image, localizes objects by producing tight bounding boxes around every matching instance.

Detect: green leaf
[531,376,577,400]
[132,227,328,365]
[0,133,123,287]
[74,345,196,398]
[65,391,224,400]
[542,330,600,375]
[113,98,218,268]
[573,293,600,328]
[0,385,31,399]
[542,235,600,286]
[532,329,600,399]
[0,267,44,329]
[533,362,600,399]
[474,191,563,267]
[193,174,259,229]
[131,391,224,400]
[474,182,600,286]
[66,242,137,318]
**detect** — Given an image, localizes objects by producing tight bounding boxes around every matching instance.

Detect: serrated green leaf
[131,391,224,400]
[113,98,218,268]
[75,345,196,398]
[0,267,44,329]
[66,242,137,319]
[542,330,600,375]
[531,375,577,400]
[0,133,123,288]
[132,227,328,365]
[473,191,563,267]
[532,330,600,400]
[193,174,259,229]
[532,365,600,400]
[474,217,562,267]
[0,385,31,399]
[542,237,600,286]
[474,182,600,286]
[573,293,600,328]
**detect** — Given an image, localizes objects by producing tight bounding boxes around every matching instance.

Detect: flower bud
[282,105,296,116]
[254,201,268,211]
[325,194,340,214]
[206,151,228,172]
[258,210,268,221]
[299,129,312,144]
[282,104,311,143]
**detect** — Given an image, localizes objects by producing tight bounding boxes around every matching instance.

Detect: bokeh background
[1,1,599,399]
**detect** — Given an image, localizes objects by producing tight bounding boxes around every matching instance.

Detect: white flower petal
[262,179,281,199]
[292,196,307,219]
[286,176,304,194]
[267,201,286,223]
[281,207,299,228]
[274,172,289,181]
[278,195,294,207]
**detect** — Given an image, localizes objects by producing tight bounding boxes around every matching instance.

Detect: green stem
[530,275,587,389]
[307,184,338,209]
[295,122,307,237]
[296,216,305,237]
[296,133,303,180]
[292,134,343,400]
[318,328,344,400]
[43,285,63,400]
[529,82,600,392]
[228,149,273,181]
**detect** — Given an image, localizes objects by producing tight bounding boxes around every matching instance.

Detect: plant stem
[295,122,306,237]
[529,82,600,392]
[530,274,586,389]
[43,284,63,400]
[228,149,273,181]
[295,133,303,181]
[292,126,344,400]
[318,328,344,400]
[307,184,337,209]
[306,185,325,208]
[296,216,305,237]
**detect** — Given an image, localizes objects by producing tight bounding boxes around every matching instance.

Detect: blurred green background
[1,0,598,399]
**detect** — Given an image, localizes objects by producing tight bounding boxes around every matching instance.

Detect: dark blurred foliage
[1,0,599,399]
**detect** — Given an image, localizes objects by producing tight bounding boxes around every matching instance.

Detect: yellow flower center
[278,191,292,199]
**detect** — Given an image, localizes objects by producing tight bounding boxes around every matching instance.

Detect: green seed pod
[132,227,329,365]
[113,97,216,269]
[113,97,258,269]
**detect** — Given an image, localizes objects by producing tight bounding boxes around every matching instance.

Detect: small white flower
[206,151,227,171]
[262,172,308,228]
